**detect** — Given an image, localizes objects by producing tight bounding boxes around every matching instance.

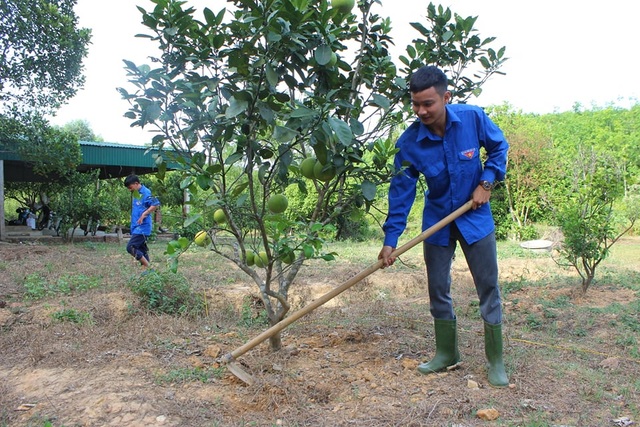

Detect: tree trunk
[268,331,282,350]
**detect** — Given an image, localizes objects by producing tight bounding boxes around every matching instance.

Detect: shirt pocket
[422,160,446,179]
[457,147,482,184]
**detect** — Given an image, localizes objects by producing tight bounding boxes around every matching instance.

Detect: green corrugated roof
[78,141,159,168]
[0,141,179,182]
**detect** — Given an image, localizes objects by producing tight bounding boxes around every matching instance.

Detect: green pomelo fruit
[331,0,355,13]
[300,157,317,179]
[267,194,289,214]
[313,161,336,182]
[254,252,264,268]
[281,251,295,265]
[246,251,255,266]
[213,209,226,224]
[328,52,338,67]
[255,251,269,268]
[194,230,211,247]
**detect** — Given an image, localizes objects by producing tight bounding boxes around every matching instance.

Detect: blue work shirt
[131,184,160,236]
[383,104,508,247]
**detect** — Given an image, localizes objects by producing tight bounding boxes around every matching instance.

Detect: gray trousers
[423,223,503,325]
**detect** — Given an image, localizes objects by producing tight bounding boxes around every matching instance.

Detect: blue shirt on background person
[130,184,160,236]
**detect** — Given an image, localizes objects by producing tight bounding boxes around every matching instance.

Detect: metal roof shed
[0,140,178,239]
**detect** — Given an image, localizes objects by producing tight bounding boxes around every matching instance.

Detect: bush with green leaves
[128,270,204,317]
[554,148,637,293]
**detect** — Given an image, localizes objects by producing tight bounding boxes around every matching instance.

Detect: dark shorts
[127,234,149,262]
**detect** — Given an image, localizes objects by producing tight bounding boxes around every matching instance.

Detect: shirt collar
[416,105,461,141]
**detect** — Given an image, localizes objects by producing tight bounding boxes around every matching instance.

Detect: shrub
[128,270,204,317]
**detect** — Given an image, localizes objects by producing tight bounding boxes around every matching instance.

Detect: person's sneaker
[141,268,156,277]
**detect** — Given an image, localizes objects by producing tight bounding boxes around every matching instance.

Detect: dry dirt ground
[0,238,639,427]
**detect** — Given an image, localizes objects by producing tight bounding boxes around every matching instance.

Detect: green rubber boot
[484,321,509,387]
[417,318,460,374]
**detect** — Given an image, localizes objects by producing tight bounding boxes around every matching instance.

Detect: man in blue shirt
[378,66,509,387]
[124,174,160,271]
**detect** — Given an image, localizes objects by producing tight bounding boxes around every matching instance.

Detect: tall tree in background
[59,119,104,142]
[120,0,507,350]
[0,0,91,112]
[0,0,91,180]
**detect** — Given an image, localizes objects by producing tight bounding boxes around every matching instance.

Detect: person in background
[377,66,510,387]
[124,174,160,271]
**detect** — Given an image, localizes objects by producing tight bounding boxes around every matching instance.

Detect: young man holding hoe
[378,66,510,387]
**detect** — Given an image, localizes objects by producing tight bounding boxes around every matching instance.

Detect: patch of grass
[501,273,529,297]
[238,295,269,328]
[23,273,101,300]
[128,270,204,317]
[497,240,552,259]
[51,308,93,325]
[154,366,225,384]
[542,294,571,309]
[524,313,543,330]
[17,415,66,427]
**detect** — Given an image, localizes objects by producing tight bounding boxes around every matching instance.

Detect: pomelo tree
[120,0,506,350]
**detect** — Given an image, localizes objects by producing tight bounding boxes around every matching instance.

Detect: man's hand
[137,206,158,224]
[378,245,396,268]
[471,185,491,210]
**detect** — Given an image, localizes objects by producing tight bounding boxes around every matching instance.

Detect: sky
[49,0,640,145]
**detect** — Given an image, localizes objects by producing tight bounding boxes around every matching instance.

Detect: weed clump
[128,270,204,317]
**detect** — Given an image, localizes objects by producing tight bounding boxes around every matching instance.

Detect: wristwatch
[479,180,494,191]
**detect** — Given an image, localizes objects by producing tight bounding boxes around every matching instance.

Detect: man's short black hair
[409,66,448,95]
[124,174,140,187]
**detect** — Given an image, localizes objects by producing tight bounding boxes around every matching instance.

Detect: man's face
[127,182,141,192]
[411,86,450,128]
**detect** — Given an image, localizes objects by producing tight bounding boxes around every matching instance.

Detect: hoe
[220,200,474,384]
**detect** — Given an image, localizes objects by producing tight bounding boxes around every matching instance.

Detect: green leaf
[225,152,243,165]
[178,237,190,249]
[231,181,249,197]
[361,180,377,201]
[169,257,179,273]
[225,97,249,118]
[196,174,210,190]
[290,106,316,118]
[328,117,353,145]
[370,94,390,111]
[265,63,279,87]
[273,125,297,142]
[302,244,314,258]
[203,8,216,26]
[183,214,202,228]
